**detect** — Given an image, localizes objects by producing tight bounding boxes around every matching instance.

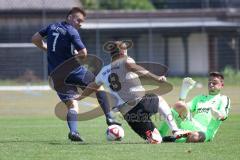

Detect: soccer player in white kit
[76,40,189,144]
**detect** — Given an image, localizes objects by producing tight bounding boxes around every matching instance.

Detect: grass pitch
[0,84,239,160]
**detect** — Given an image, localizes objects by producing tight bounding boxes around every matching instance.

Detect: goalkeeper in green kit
[159,72,231,142]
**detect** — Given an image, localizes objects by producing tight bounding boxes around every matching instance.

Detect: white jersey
[95,56,145,112]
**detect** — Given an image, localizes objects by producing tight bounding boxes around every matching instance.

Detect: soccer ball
[106,125,124,141]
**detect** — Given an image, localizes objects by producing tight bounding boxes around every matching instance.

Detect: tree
[81,0,100,10]
[80,0,155,10]
[150,0,166,9]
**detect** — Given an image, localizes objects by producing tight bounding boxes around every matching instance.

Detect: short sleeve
[39,25,50,38]
[69,28,85,51]
[187,95,201,112]
[95,70,103,86]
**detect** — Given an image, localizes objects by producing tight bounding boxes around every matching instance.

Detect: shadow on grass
[0,139,147,146]
[49,141,148,146]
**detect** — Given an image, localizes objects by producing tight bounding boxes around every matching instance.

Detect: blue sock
[96,91,110,116]
[67,108,78,133]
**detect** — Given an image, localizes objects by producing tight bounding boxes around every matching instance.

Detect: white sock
[158,96,179,131]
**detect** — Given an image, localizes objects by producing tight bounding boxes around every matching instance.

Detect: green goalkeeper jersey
[184,93,231,140]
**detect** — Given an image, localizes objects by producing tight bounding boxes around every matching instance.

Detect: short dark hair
[209,71,224,80]
[67,7,86,18]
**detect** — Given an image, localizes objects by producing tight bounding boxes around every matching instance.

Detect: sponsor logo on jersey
[197,108,210,113]
[102,66,120,76]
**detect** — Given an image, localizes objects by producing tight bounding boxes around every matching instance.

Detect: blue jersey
[39,21,86,74]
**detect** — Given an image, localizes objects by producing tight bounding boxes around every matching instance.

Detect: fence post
[42,0,48,81]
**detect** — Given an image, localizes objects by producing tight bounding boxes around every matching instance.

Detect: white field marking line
[78,101,98,107]
[0,85,51,91]
[0,124,64,128]
[0,43,35,48]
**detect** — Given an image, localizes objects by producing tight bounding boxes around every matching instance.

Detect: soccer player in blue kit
[32,7,118,142]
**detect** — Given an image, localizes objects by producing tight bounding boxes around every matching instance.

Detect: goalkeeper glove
[179,77,196,100]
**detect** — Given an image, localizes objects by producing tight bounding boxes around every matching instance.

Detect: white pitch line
[0,85,51,91]
[78,101,98,107]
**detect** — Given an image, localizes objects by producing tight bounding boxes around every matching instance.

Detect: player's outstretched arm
[75,82,100,101]
[125,61,166,83]
[31,32,47,52]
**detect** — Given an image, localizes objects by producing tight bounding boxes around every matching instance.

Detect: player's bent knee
[173,101,188,118]
[174,101,186,109]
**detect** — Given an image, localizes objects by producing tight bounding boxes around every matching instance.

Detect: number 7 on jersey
[52,32,59,52]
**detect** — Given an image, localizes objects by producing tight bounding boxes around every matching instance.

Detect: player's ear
[67,15,72,21]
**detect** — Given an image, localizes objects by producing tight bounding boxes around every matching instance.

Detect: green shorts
[172,109,213,142]
[175,122,213,142]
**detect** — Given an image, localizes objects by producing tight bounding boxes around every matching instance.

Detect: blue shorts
[56,67,95,102]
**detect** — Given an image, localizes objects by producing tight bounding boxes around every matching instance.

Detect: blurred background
[0,0,240,83]
[0,2,240,159]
